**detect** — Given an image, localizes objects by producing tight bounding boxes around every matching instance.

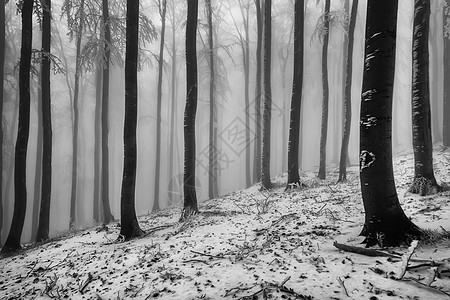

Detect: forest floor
[0,147,450,300]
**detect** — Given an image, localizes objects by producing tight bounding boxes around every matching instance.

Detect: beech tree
[359,0,421,247]
[318,0,330,180]
[0,0,5,247]
[408,0,442,196]
[444,4,450,147]
[1,0,33,253]
[286,0,304,190]
[261,0,273,190]
[153,0,167,211]
[253,0,262,183]
[182,0,199,220]
[119,0,144,240]
[36,0,52,242]
[337,0,358,183]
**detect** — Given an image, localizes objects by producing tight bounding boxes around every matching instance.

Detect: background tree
[1,0,33,253]
[182,0,199,220]
[100,0,114,223]
[36,0,52,242]
[261,0,272,190]
[286,0,304,190]
[0,0,5,247]
[409,0,442,196]
[318,0,330,180]
[119,0,144,240]
[444,3,450,147]
[253,0,262,183]
[337,0,358,183]
[206,0,218,199]
[153,0,167,211]
[359,0,421,247]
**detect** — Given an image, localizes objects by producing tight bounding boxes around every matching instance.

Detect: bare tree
[0,0,5,247]
[444,3,450,147]
[253,0,262,183]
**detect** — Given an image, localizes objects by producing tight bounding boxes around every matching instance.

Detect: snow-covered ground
[0,147,449,299]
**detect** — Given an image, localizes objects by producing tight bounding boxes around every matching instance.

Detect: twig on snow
[337,277,349,297]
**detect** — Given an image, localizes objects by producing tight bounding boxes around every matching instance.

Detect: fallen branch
[333,241,393,257]
[79,273,94,294]
[393,276,450,298]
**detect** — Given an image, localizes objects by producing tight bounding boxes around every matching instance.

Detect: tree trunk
[36,0,52,242]
[359,0,422,247]
[93,66,102,223]
[444,6,450,147]
[286,0,304,190]
[206,0,218,199]
[409,0,441,196]
[101,0,113,223]
[337,0,358,183]
[430,11,441,142]
[70,0,85,229]
[253,0,262,183]
[153,0,167,211]
[0,0,5,247]
[318,0,330,180]
[261,0,272,190]
[168,2,177,207]
[182,0,199,220]
[31,73,42,241]
[1,0,33,253]
[120,0,144,240]
[243,2,251,188]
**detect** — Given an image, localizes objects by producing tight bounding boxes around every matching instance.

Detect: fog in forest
[0,0,445,245]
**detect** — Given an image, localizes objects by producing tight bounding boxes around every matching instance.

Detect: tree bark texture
[120,0,144,240]
[36,0,52,242]
[2,0,33,253]
[182,0,199,219]
[338,0,358,183]
[409,0,441,196]
[253,0,262,183]
[261,0,272,190]
[359,0,421,247]
[286,0,304,189]
[444,6,450,147]
[318,0,330,180]
[0,0,5,247]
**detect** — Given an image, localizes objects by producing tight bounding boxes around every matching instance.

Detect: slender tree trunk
[430,13,441,142]
[153,0,167,211]
[409,0,441,196]
[318,0,330,180]
[0,0,5,247]
[168,4,177,206]
[36,0,52,242]
[444,6,450,147]
[120,0,144,240]
[206,0,218,199]
[359,0,421,247]
[101,0,113,223]
[93,66,102,223]
[181,0,199,220]
[286,0,304,190]
[243,2,251,188]
[31,74,42,241]
[253,0,262,183]
[1,0,33,253]
[337,0,358,183]
[70,0,85,229]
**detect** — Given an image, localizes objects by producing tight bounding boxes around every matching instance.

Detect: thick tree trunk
[0,0,4,247]
[31,73,42,241]
[101,0,113,223]
[286,0,304,190]
[444,7,450,147]
[243,3,251,188]
[318,0,330,180]
[206,0,218,199]
[261,0,272,190]
[120,0,144,240]
[1,0,33,253]
[253,0,262,183]
[337,0,358,183]
[181,0,199,220]
[359,0,421,247]
[153,0,167,211]
[70,0,85,229]
[36,0,52,242]
[409,0,441,196]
